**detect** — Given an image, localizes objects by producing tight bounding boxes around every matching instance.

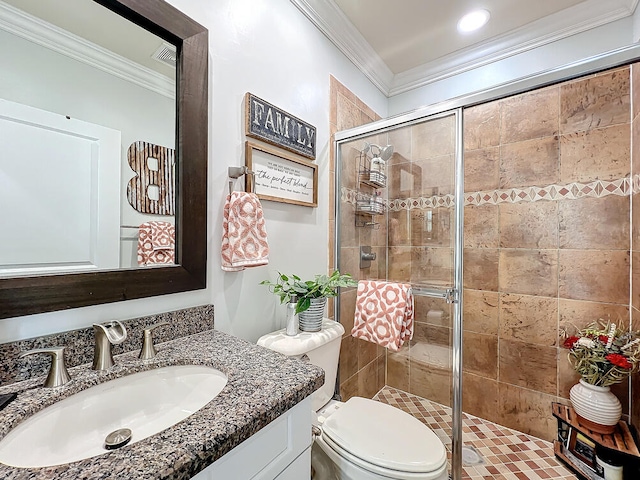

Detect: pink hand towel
[137,221,175,266]
[221,192,269,272]
[351,280,414,352]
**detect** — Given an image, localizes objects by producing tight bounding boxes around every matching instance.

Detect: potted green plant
[261,270,357,332]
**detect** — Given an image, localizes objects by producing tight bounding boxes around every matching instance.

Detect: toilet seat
[320,397,447,477]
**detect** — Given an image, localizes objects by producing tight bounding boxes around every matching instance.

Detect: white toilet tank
[257,319,344,411]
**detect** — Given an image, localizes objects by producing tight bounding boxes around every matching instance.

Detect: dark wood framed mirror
[0,0,208,320]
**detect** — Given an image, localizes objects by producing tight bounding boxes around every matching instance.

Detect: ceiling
[292,0,639,96]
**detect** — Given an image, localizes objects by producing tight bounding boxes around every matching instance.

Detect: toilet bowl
[257,319,448,480]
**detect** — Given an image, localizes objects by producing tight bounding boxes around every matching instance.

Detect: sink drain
[104,428,132,450]
[461,445,484,466]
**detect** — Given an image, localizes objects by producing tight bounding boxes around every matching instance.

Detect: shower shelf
[358,169,386,188]
[355,199,385,215]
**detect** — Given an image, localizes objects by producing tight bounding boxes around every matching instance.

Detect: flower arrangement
[562,320,640,387]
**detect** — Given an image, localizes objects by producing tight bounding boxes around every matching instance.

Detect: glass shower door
[335,109,464,480]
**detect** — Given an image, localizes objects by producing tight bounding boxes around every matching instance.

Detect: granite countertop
[0,329,324,479]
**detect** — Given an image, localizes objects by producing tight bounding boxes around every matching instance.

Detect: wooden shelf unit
[552,403,640,479]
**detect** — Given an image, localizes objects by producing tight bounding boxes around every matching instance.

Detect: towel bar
[412,285,458,303]
[228,166,255,194]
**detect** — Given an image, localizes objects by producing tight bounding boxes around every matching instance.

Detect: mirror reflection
[0,0,177,277]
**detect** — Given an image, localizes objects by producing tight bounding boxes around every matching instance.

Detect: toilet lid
[321,397,446,473]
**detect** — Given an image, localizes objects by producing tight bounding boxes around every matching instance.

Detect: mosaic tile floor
[373,386,577,480]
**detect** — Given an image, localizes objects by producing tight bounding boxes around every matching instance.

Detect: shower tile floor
[373,387,577,480]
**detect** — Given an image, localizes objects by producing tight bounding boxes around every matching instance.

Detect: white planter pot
[569,379,622,433]
[298,297,326,332]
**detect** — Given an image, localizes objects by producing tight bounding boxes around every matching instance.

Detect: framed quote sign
[245,141,317,208]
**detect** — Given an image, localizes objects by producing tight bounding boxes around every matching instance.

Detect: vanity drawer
[192,396,312,480]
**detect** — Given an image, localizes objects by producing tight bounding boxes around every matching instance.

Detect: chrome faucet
[92,321,127,370]
[20,347,71,388]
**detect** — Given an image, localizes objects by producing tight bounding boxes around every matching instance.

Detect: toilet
[257,319,448,480]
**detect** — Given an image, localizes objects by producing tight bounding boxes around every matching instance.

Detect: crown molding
[290,0,394,94]
[390,0,638,96]
[293,0,639,98]
[0,1,175,99]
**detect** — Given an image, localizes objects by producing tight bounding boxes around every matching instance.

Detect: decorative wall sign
[245,93,316,160]
[127,141,175,215]
[245,141,317,208]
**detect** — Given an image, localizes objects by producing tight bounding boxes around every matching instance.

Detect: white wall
[0,0,386,344]
[388,16,637,115]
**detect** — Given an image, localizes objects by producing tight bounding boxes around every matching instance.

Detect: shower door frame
[334,42,640,480]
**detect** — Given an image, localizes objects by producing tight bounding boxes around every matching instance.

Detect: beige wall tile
[632,370,640,429]
[412,115,455,159]
[357,337,378,370]
[558,250,630,304]
[558,299,629,340]
[463,332,498,379]
[634,192,640,253]
[464,205,499,248]
[558,196,630,250]
[340,373,358,402]
[413,155,455,196]
[339,334,358,381]
[387,351,410,391]
[499,339,558,395]
[501,86,559,144]
[560,124,630,183]
[340,202,358,247]
[389,162,422,199]
[464,248,499,291]
[410,359,452,407]
[499,294,558,346]
[633,114,640,176]
[560,67,630,134]
[336,93,361,131]
[388,211,411,247]
[411,247,453,284]
[497,383,558,441]
[499,136,559,188]
[414,296,452,327]
[463,372,499,424]
[387,125,412,161]
[412,323,451,347]
[464,102,501,151]
[357,356,384,399]
[339,142,359,189]
[464,147,500,193]
[499,201,558,249]
[633,64,640,121]
[557,351,580,399]
[463,289,499,335]
[499,249,558,297]
[339,247,361,281]
[339,289,357,336]
[633,251,640,311]
[411,208,452,247]
[388,246,411,282]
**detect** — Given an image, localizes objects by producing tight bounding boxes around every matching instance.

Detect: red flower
[563,336,580,349]
[606,353,633,370]
[599,335,610,344]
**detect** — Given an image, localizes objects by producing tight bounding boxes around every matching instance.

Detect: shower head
[370,144,394,161]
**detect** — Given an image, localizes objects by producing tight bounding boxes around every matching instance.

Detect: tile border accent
[342,176,631,211]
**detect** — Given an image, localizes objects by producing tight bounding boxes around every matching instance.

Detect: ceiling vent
[152,42,177,67]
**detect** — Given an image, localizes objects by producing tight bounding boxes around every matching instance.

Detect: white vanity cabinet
[192,396,312,480]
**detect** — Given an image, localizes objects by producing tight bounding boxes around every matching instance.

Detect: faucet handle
[19,347,71,388]
[139,322,169,360]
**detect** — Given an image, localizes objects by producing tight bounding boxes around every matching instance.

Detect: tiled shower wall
[461,66,632,441]
[329,76,386,400]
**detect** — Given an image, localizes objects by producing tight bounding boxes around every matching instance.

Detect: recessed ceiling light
[457,9,490,34]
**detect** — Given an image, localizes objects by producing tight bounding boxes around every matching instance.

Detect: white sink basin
[0,364,227,468]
